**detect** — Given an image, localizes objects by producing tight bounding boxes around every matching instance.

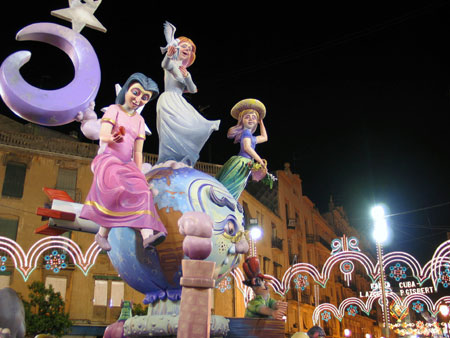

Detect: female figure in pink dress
[80,73,167,251]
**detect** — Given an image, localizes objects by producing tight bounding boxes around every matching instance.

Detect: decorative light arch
[0,235,101,281]
[231,235,450,325]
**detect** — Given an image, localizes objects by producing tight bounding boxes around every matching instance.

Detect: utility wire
[0,203,40,216]
[387,201,450,218]
[349,200,450,223]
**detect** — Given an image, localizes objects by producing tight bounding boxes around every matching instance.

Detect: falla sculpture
[0,7,279,337]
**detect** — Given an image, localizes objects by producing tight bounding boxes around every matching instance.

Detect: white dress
[156,55,220,166]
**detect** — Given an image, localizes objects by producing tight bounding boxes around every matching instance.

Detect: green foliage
[21,281,72,338]
[132,303,148,316]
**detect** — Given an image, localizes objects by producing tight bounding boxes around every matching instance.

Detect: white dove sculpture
[160,21,179,56]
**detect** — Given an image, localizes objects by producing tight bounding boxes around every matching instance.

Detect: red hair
[177,36,196,67]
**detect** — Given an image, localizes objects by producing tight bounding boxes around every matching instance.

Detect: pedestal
[177,259,215,338]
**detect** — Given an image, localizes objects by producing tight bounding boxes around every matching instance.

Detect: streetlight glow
[344,329,351,337]
[371,204,390,337]
[371,205,388,243]
[440,304,450,316]
[249,226,262,241]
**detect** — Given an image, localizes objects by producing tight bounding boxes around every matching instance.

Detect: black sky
[1,1,450,262]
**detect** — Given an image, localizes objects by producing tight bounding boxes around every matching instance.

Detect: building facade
[0,114,382,337]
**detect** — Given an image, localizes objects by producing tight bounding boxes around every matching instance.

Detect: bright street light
[371,204,390,337]
[249,226,262,241]
[344,329,351,337]
[371,205,388,244]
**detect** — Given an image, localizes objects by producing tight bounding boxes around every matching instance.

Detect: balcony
[301,293,310,304]
[287,218,297,229]
[318,236,330,249]
[0,129,223,177]
[306,234,315,243]
[271,236,283,250]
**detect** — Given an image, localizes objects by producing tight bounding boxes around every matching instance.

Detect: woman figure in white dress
[156,35,220,166]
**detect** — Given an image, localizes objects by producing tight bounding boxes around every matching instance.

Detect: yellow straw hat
[230,98,266,121]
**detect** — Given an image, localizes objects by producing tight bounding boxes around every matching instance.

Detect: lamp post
[440,304,449,338]
[371,205,390,338]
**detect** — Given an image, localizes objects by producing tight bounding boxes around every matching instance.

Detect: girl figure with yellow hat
[216,98,268,200]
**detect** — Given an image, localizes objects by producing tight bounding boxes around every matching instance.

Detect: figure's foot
[143,232,166,249]
[95,233,111,251]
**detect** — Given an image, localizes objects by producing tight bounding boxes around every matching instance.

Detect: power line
[387,201,450,218]
[349,201,450,223]
[0,203,39,216]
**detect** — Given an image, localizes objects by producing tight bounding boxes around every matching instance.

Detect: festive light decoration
[44,250,67,273]
[389,263,407,281]
[230,267,254,307]
[390,299,409,321]
[321,310,332,322]
[293,274,309,291]
[6,229,450,328]
[0,235,101,281]
[216,275,232,293]
[0,255,7,272]
[437,264,450,288]
[390,321,443,337]
[347,304,358,316]
[412,300,424,313]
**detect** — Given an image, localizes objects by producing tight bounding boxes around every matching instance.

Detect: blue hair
[115,73,159,105]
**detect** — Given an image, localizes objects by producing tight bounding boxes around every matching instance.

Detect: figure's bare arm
[99,122,122,144]
[255,119,268,144]
[243,138,266,169]
[134,138,144,171]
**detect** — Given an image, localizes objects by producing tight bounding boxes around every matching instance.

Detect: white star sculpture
[51,0,107,33]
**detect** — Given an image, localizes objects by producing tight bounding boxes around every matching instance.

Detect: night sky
[1,1,450,263]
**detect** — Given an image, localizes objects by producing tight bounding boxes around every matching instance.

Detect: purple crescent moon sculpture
[0,22,100,126]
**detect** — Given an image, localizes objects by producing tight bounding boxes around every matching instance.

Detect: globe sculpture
[104,165,249,336]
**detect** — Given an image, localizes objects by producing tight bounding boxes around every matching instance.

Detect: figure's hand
[272,308,286,320]
[258,158,267,170]
[167,45,176,57]
[112,131,123,143]
[111,126,125,143]
[273,301,287,320]
[179,65,189,77]
[275,301,288,311]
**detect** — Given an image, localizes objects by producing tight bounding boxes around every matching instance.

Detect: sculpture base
[177,259,216,338]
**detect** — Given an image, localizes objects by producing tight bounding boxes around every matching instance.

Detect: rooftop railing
[0,129,223,176]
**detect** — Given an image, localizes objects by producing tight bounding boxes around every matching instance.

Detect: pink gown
[80,104,166,234]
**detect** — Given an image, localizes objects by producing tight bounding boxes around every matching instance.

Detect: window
[0,217,19,240]
[298,244,303,261]
[93,278,124,307]
[0,274,10,289]
[263,257,271,274]
[45,276,67,300]
[273,262,282,280]
[93,280,108,306]
[271,222,277,239]
[110,281,124,307]
[56,168,77,201]
[242,201,251,227]
[285,203,289,226]
[2,162,26,198]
